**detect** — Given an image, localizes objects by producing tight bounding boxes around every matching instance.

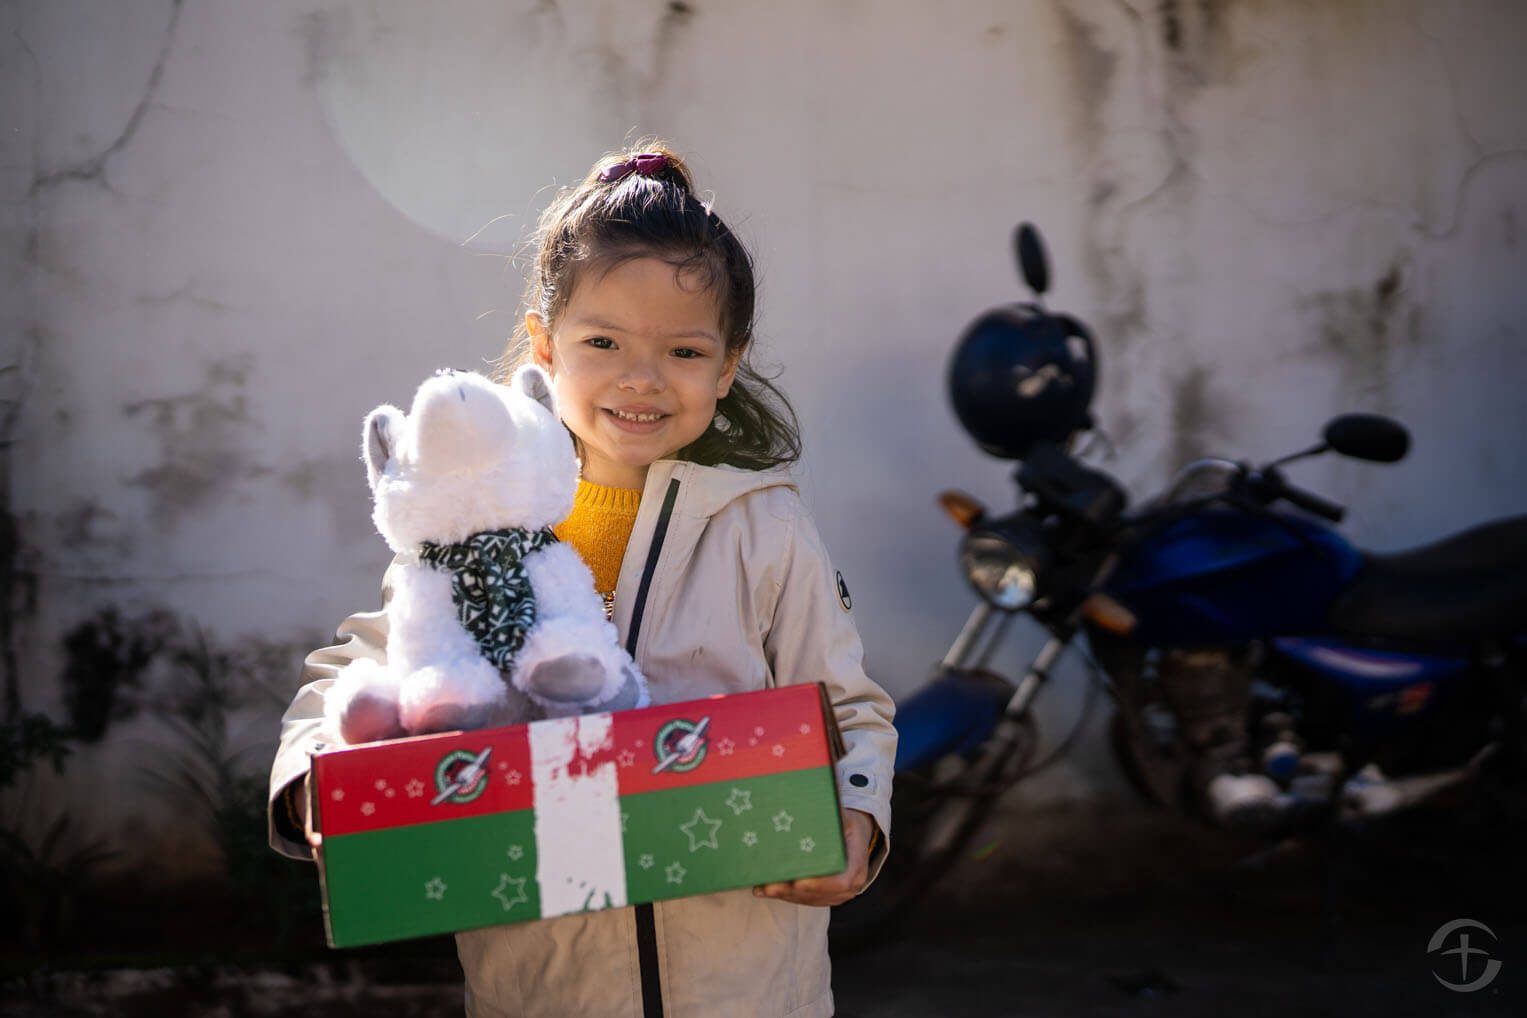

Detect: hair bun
[595,146,695,193]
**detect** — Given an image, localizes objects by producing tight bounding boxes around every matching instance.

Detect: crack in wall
[1416,148,1527,241]
[27,0,184,198]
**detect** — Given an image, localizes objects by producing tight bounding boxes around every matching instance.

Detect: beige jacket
[268,460,897,1018]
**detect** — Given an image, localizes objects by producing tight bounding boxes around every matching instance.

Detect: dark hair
[498,141,800,470]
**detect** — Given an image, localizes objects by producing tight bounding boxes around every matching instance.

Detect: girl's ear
[362,405,405,489]
[526,312,554,373]
[716,349,741,399]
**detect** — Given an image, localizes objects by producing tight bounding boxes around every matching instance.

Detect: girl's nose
[618,358,665,393]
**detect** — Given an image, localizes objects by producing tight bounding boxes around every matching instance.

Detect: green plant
[138,624,320,940]
[0,813,120,952]
[0,712,73,789]
[0,713,119,955]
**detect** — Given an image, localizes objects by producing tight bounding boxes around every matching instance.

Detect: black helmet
[946,225,1098,459]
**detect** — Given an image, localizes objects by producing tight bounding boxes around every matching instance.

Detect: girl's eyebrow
[568,314,720,344]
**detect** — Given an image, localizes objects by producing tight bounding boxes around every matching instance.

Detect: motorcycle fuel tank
[1106,507,1363,645]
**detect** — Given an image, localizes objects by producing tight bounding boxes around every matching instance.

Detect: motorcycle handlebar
[1253,466,1346,523]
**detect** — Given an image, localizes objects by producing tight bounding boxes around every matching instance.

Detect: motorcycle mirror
[1014,222,1049,298]
[1322,413,1410,463]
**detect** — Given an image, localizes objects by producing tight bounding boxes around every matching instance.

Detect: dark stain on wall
[1168,363,1221,470]
[122,357,270,521]
[652,0,696,94]
[1303,261,1420,410]
[1056,4,1117,154]
[280,454,375,543]
[1161,0,1184,52]
[54,500,134,560]
[59,608,176,743]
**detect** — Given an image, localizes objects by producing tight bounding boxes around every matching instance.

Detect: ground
[4,802,1523,1016]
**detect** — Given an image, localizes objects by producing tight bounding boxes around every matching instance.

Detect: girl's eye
[672,347,703,360]
[587,336,616,350]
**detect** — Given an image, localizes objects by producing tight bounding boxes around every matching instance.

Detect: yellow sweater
[552,480,642,597]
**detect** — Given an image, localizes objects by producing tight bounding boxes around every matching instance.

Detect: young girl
[268,144,896,1018]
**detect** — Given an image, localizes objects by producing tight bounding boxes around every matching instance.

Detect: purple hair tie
[599,152,671,183]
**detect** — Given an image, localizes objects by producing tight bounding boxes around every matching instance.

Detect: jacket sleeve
[761,496,897,880]
[266,564,395,861]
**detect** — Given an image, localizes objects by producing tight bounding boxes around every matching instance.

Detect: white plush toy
[324,366,649,745]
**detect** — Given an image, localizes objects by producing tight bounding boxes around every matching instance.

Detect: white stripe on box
[529,713,627,917]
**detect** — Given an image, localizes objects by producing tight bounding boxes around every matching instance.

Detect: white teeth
[610,409,663,423]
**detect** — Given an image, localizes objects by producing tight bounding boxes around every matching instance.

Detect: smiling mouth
[606,408,668,423]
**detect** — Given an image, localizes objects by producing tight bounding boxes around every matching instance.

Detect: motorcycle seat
[1326,514,1527,644]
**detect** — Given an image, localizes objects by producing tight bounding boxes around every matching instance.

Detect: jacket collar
[637,460,797,520]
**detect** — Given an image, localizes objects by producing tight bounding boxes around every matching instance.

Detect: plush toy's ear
[512,364,558,417]
[362,405,404,489]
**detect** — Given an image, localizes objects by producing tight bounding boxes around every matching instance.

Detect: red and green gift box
[310,684,847,948]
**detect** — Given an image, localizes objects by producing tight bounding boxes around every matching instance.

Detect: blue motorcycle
[834,225,1527,940]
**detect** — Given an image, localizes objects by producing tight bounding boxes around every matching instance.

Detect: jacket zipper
[626,476,680,1018]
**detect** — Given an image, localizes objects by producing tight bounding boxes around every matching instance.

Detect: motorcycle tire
[831,716,1037,953]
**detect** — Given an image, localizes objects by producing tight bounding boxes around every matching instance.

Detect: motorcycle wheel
[830,715,1037,952]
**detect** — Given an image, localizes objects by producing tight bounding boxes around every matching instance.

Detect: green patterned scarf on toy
[417,527,558,670]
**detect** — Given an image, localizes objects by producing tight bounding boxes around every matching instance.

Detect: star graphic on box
[504,769,522,786]
[799,723,811,734]
[772,810,794,832]
[639,853,655,870]
[666,862,687,884]
[771,744,785,758]
[617,749,636,768]
[680,808,722,851]
[717,738,736,756]
[754,726,765,737]
[491,874,528,912]
[800,837,816,853]
[385,788,396,798]
[331,789,345,801]
[424,877,448,901]
[374,779,388,791]
[360,802,375,816]
[742,831,758,847]
[405,779,425,798]
[507,845,523,861]
[725,788,753,815]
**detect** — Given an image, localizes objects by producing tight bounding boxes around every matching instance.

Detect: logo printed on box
[432,747,493,805]
[652,715,711,774]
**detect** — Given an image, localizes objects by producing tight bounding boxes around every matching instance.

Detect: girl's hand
[301,775,323,851]
[753,808,876,907]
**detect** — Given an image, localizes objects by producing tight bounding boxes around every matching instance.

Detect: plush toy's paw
[398,660,511,734]
[410,699,506,735]
[602,662,650,713]
[325,658,406,745]
[521,654,609,717]
[339,690,406,744]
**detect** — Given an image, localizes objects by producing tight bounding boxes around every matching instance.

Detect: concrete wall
[4,0,1525,866]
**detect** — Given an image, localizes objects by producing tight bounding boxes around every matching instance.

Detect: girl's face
[528,256,738,490]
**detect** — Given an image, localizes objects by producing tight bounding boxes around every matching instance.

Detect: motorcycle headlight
[959,518,1050,611]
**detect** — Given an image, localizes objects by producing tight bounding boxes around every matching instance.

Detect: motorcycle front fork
[940,602,1071,720]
